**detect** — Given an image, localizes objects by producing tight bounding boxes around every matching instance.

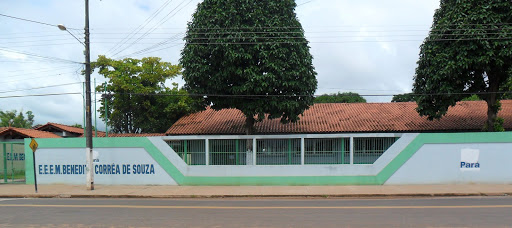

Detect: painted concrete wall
[24,132,512,186]
[34,148,177,185]
[385,143,512,185]
[25,138,178,185]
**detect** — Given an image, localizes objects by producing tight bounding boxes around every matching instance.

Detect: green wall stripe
[181,176,379,186]
[24,138,34,184]
[24,132,512,186]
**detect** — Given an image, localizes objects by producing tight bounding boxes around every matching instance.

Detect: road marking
[0,199,23,202]
[0,204,511,210]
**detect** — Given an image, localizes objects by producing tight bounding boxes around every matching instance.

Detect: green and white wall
[25,132,512,186]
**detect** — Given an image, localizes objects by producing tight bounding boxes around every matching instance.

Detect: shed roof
[35,122,106,137]
[0,127,61,139]
[35,122,85,134]
[166,100,512,135]
[106,133,166,137]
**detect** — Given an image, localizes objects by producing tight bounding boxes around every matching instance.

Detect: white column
[350,137,354,165]
[205,139,209,166]
[301,137,305,165]
[252,138,257,165]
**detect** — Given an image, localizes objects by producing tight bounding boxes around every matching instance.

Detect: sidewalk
[1,184,511,198]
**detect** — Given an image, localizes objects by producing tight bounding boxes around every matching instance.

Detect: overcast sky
[0,0,440,130]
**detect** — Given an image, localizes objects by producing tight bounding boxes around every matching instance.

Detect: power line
[0,38,82,44]
[0,70,82,83]
[46,26,509,38]
[1,43,80,48]
[113,36,512,58]
[120,42,182,58]
[86,22,512,30]
[64,29,86,46]
[111,0,185,57]
[0,47,83,64]
[0,82,83,94]
[0,31,67,35]
[182,33,511,41]
[91,23,512,31]
[95,91,512,98]
[105,0,174,56]
[2,65,81,78]
[0,13,81,30]
[81,32,510,40]
[0,92,81,99]
[0,90,509,99]
[0,13,59,28]
[129,37,512,46]
[0,35,83,40]
[1,32,510,48]
[117,33,183,58]
[112,0,196,58]
[297,0,316,7]
[1,23,507,36]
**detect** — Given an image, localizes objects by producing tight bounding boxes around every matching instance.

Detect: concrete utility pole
[84,0,94,190]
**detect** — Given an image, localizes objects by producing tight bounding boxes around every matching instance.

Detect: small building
[34,122,91,138]
[0,127,61,180]
[162,100,512,167]
[0,127,61,143]
[166,100,512,135]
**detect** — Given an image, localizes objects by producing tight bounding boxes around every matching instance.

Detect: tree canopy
[70,123,96,131]
[93,55,196,133]
[413,0,512,131]
[315,92,366,103]
[180,0,317,134]
[391,93,416,103]
[0,110,34,128]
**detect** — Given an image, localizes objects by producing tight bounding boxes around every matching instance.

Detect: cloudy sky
[0,0,440,130]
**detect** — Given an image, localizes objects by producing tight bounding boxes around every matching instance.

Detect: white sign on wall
[35,148,177,185]
[460,148,480,171]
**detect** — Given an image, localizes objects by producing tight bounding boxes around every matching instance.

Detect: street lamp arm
[58,24,86,47]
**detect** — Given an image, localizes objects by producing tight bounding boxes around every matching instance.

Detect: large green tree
[315,92,366,103]
[0,110,34,128]
[93,56,196,133]
[391,93,416,103]
[504,77,512,99]
[181,0,317,134]
[413,0,512,131]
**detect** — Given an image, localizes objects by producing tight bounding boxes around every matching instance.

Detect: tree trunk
[485,75,501,132]
[486,99,498,132]
[245,116,255,135]
[245,116,255,164]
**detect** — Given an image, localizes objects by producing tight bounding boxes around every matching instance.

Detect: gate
[0,142,25,184]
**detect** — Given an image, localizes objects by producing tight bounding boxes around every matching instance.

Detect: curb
[1,193,510,199]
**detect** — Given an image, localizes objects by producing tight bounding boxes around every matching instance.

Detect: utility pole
[84,0,94,190]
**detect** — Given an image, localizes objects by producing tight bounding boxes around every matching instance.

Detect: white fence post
[350,137,354,165]
[205,139,209,166]
[253,138,257,165]
[301,137,305,165]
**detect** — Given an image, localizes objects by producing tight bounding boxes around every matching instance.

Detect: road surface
[1,197,511,227]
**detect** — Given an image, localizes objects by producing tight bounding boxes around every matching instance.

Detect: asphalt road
[1,197,511,227]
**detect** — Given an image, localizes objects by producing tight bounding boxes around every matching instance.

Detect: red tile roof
[166,100,512,135]
[106,133,166,137]
[35,122,106,137]
[0,127,61,138]
[35,122,86,135]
